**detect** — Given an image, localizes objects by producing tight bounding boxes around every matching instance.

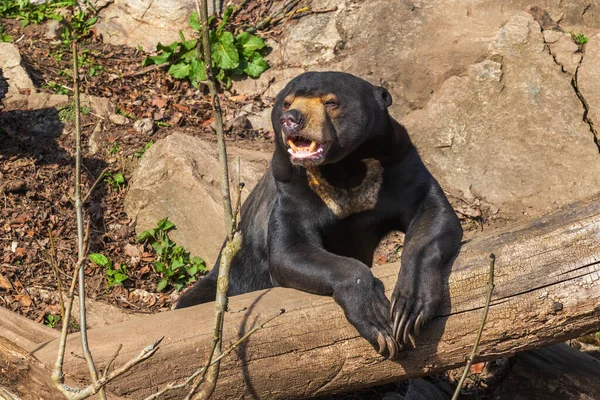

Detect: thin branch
[195,0,233,238]
[82,167,109,203]
[102,344,123,379]
[451,253,496,400]
[143,309,284,400]
[232,158,244,231]
[72,41,106,400]
[49,232,65,319]
[189,232,243,400]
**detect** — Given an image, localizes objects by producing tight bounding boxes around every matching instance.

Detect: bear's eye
[282,100,291,109]
[324,99,339,108]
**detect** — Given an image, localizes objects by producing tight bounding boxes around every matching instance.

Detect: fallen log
[0,337,63,400]
[32,196,600,399]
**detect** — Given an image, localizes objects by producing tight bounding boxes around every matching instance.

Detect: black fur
[176,72,462,358]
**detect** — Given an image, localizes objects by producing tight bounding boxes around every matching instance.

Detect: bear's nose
[280,110,304,130]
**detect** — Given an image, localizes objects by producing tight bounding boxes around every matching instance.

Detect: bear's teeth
[288,139,298,152]
[308,141,317,152]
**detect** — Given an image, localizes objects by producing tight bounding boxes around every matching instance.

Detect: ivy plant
[89,253,129,286]
[142,6,269,88]
[137,217,207,292]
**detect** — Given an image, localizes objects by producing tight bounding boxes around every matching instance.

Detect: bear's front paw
[335,276,400,359]
[390,274,441,345]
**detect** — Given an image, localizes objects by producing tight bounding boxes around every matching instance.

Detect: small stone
[247,108,273,132]
[124,243,141,258]
[133,118,154,135]
[81,95,112,119]
[225,114,251,132]
[109,113,129,125]
[552,301,563,312]
[45,20,64,40]
[88,122,102,155]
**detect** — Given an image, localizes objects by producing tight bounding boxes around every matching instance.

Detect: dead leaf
[151,97,167,108]
[172,103,191,113]
[0,274,12,290]
[14,293,32,307]
[138,265,150,275]
[168,112,183,126]
[229,94,247,103]
[201,116,215,127]
[15,247,26,257]
[471,362,486,374]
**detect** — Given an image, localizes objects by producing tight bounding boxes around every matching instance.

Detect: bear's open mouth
[286,136,326,160]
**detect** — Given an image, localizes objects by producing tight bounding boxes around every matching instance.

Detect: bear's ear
[374,86,392,108]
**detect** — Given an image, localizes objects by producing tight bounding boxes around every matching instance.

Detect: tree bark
[26,196,600,399]
[0,337,64,400]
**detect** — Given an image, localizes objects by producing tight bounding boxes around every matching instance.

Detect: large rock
[234,1,600,118]
[97,0,215,51]
[402,14,600,217]
[125,133,270,265]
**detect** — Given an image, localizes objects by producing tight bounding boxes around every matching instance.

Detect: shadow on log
[30,196,600,399]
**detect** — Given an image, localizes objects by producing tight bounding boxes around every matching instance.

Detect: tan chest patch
[306,158,383,219]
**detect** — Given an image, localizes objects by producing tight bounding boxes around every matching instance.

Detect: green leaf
[189,11,201,31]
[189,58,207,84]
[236,32,266,58]
[113,272,128,283]
[89,253,108,267]
[168,62,191,79]
[157,41,179,53]
[182,38,197,51]
[211,32,239,70]
[113,173,125,184]
[171,257,184,270]
[137,229,155,242]
[186,265,198,276]
[143,52,171,66]
[157,278,168,292]
[216,6,234,37]
[243,53,269,78]
[155,262,165,273]
[157,217,175,232]
[192,256,205,265]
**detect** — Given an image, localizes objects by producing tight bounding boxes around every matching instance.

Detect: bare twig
[52,245,161,399]
[49,232,65,319]
[102,344,123,379]
[121,63,168,78]
[52,40,160,400]
[82,167,109,203]
[188,233,242,400]
[451,253,496,400]
[143,309,284,400]
[195,0,233,238]
[72,41,106,400]
[232,158,244,231]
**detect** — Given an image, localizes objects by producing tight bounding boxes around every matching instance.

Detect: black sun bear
[176,71,462,358]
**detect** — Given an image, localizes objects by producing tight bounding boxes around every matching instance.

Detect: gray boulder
[124,133,270,265]
[402,14,600,218]
[97,0,216,51]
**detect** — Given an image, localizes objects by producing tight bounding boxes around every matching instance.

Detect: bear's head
[271,72,392,171]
